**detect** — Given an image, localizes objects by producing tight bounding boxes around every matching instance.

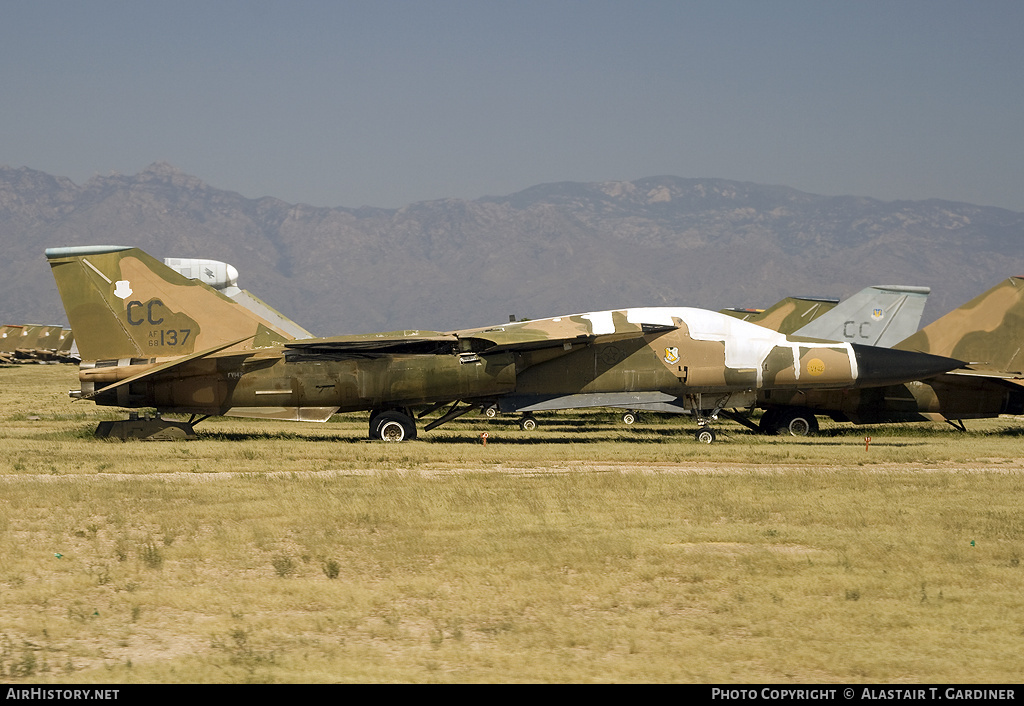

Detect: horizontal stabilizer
[80,334,257,401]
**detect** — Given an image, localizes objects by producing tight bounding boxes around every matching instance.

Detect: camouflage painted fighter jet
[756,277,1024,435]
[45,245,964,442]
[720,295,838,335]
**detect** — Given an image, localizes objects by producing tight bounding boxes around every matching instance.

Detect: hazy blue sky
[3,1,1023,210]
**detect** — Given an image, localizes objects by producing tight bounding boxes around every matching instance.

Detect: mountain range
[2,162,1022,335]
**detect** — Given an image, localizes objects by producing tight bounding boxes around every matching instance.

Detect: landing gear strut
[687,393,733,444]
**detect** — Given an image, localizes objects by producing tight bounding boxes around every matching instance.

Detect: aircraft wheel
[622,411,638,425]
[696,428,716,444]
[758,408,780,435]
[483,405,498,418]
[519,414,538,431]
[370,410,417,442]
[775,409,819,437]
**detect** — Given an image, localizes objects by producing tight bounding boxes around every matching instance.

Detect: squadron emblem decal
[113,280,133,299]
[871,308,884,321]
[664,347,679,365]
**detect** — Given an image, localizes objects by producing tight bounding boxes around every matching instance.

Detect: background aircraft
[162,257,315,340]
[789,285,929,348]
[756,277,1024,435]
[719,295,838,335]
[0,323,76,363]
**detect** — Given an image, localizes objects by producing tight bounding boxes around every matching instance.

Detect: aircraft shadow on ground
[188,429,948,447]
[122,418,1024,444]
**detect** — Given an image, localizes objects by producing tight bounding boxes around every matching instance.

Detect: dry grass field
[1,364,1022,683]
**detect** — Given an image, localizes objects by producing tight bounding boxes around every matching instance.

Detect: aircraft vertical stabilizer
[46,246,296,361]
[794,285,930,347]
[895,276,1024,374]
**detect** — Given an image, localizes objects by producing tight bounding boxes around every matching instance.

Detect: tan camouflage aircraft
[755,277,1024,435]
[719,295,838,335]
[46,245,965,442]
[0,323,76,363]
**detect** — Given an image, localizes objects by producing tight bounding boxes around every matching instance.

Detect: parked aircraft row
[44,244,1023,443]
[0,324,76,364]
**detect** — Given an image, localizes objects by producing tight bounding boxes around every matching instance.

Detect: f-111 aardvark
[46,245,963,442]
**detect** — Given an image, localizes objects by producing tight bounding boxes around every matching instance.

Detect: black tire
[758,407,780,435]
[622,411,637,425]
[370,410,417,442]
[773,408,819,437]
[519,415,538,431]
[483,405,498,418]
[696,428,716,444]
[368,408,384,438]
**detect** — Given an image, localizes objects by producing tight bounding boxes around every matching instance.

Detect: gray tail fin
[794,285,930,347]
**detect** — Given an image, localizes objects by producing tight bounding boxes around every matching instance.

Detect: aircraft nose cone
[852,344,963,387]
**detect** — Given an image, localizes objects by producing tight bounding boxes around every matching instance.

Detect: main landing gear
[518,413,538,431]
[758,407,819,436]
[368,409,418,442]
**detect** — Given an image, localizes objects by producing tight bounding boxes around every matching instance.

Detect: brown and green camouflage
[47,245,297,362]
[895,276,1024,373]
[719,296,838,334]
[0,324,75,362]
[45,245,964,439]
[758,276,1024,432]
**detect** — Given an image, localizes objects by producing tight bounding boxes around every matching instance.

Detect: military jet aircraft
[756,277,1024,435]
[720,295,838,334]
[45,245,964,442]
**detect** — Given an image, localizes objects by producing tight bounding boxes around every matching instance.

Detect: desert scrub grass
[1,469,1023,682]
[3,365,1024,682]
